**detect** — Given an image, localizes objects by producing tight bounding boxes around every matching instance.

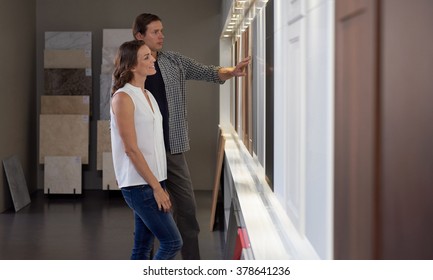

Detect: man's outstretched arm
[218,56,251,81]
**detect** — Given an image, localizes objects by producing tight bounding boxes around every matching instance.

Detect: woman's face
[133,44,156,77]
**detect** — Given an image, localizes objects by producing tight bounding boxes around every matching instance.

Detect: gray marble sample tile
[44,69,92,96]
[39,115,89,164]
[102,152,118,190]
[102,29,132,48]
[44,156,82,194]
[41,95,90,115]
[2,155,31,212]
[97,120,111,170]
[101,47,117,74]
[45,31,91,50]
[100,73,112,120]
[44,49,91,69]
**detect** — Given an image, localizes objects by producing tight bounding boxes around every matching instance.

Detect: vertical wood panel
[381,0,433,259]
[334,0,379,259]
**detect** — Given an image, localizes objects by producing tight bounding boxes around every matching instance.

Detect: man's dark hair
[132,13,162,39]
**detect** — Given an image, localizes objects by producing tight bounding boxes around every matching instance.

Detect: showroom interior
[0,0,432,260]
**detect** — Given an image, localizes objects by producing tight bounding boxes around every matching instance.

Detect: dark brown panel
[334,0,379,259]
[380,0,433,259]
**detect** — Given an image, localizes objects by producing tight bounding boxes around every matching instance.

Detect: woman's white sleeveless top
[110,83,167,188]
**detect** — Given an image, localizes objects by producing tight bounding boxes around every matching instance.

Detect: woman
[110,40,182,260]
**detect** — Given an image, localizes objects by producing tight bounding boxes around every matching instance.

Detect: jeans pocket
[139,186,159,210]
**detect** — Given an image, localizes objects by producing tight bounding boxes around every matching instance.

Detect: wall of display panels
[219,0,334,259]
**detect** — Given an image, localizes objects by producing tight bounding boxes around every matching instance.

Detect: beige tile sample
[41,95,90,115]
[102,152,118,190]
[44,156,82,194]
[44,49,91,68]
[97,120,111,170]
[39,115,89,164]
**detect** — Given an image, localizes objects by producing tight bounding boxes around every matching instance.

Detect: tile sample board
[102,29,132,48]
[99,73,112,120]
[44,156,82,194]
[41,95,90,115]
[2,155,31,212]
[44,49,91,69]
[101,47,117,74]
[45,31,91,51]
[44,69,92,96]
[97,120,111,170]
[39,115,89,164]
[102,152,118,190]
[100,29,130,119]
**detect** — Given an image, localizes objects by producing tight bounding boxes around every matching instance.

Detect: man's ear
[135,32,145,41]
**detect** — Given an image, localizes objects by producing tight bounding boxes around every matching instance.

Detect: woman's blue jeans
[121,182,183,260]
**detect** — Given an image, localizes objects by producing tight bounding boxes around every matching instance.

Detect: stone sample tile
[41,95,90,115]
[2,155,31,212]
[39,115,89,164]
[97,120,111,170]
[100,73,112,120]
[44,49,91,69]
[102,29,132,48]
[44,156,82,194]
[101,47,117,74]
[44,69,92,96]
[45,31,91,50]
[102,152,118,190]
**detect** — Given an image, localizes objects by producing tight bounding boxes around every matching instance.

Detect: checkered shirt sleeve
[157,51,225,154]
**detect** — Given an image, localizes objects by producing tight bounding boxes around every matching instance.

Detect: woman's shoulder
[114,83,137,95]
[112,83,135,100]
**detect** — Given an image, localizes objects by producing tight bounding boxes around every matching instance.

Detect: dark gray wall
[35,0,222,191]
[0,0,37,212]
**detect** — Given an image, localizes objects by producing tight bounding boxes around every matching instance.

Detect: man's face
[136,20,164,52]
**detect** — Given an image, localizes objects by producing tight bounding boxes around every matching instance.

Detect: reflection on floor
[0,190,225,260]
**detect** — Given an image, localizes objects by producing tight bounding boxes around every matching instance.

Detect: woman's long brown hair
[111,40,145,96]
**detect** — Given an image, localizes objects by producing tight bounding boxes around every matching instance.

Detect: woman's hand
[153,186,172,212]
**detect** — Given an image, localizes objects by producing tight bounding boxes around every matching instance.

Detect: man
[132,13,250,260]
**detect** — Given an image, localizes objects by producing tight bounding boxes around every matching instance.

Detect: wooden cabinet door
[380,0,433,259]
[334,0,379,259]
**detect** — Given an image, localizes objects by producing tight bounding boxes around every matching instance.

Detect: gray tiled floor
[0,190,224,260]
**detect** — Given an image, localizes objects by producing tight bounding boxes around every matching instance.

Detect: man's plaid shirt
[157,51,225,154]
